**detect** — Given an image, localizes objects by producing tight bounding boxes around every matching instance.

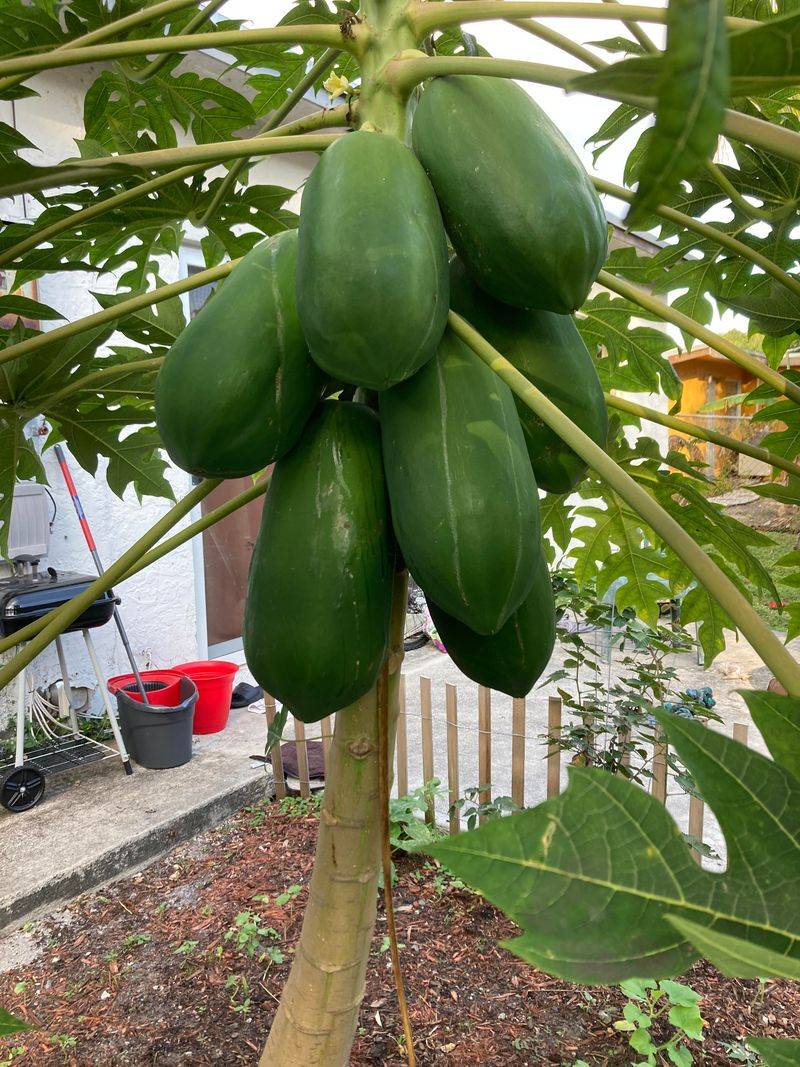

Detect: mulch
[2,799,799,1065]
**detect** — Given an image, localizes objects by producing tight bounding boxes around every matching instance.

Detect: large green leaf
[0,1004,31,1036]
[750,1038,800,1065]
[428,693,800,984]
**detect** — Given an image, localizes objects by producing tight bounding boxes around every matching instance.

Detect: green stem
[600,0,659,53]
[0,476,271,656]
[512,18,607,68]
[0,479,221,692]
[33,357,163,411]
[597,269,800,406]
[450,311,800,696]
[593,177,800,305]
[0,259,238,369]
[197,47,342,227]
[133,0,228,81]
[0,24,349,81]
[0,0,202,94]
[605,392,800,481]
[409,1,756,36]
[705,160,800,224]
[0,106,349,269]
[0,131,343,199]
[386,55,800,166]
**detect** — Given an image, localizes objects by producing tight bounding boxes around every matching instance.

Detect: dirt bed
[2,799,798,1065]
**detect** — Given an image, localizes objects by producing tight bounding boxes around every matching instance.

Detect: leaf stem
[597,269,800,406]
[450,311,800,696]
[600,0,659,54]
[0,478,221,692]
[705,161,800,224]
[0,259,238,369]
[0,106,348,268]
[133,0,229,82]
[0,0,203,94]
[385,55,800,166]
[0,24,349,81]
[0,131,343,199]
[35,357,164,411]
[593,177,800,305]
[196,47,342,228]
[409,2,756,36]
[604,392,800,481]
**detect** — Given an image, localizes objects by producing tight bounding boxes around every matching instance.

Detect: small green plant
[173,939,199,957]
[388,779,447,852]
[615,978,705,1065]
[278,794,322,818]
[224,911,284,963]
[225,974,252,1015]
[0,1048,26,1067]
[49,1034,77,1051]
[275,884,302,907]
[120,932,151,951]
[449,785,520,831]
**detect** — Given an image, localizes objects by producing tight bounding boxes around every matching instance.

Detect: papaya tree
[1,0,800,1064]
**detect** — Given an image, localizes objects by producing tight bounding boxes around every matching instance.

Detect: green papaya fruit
[449,258,608,494]
[296,130,450,390]
[380,328,540,636]
[156,231,323,478]
[428,550,556,698]
[243,401,393,723]
[411,76,608,314]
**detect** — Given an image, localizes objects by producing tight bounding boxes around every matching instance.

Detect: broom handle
[53,444,150,704]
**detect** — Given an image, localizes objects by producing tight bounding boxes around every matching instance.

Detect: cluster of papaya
[155,75,608,723]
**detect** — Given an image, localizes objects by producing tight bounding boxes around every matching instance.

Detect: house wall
[0,62,315,729]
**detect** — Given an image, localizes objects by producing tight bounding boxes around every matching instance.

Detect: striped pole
[53,444,150,703]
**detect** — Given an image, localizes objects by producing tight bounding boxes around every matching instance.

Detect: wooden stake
[265,694,286,800]
[511,697,526,808]
[478,686,492,822]
[294,717,310,799]
[446,683,460,835]
[396,676,408,798]
[420,676,435,825]
[546,696,562,798]
[651,728,668,804]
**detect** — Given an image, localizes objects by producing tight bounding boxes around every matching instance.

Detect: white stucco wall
[0,60,316,728]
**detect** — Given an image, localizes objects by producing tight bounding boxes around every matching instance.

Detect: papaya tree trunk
[260,569,407,1066]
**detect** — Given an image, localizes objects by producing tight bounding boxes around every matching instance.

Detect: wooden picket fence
[264,675,751,861]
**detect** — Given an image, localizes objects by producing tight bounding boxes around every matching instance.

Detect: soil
[2,799,799,1066]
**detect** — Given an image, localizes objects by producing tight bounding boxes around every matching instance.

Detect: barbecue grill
[0,568,132,814]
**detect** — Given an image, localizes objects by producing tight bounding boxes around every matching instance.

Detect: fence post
[511,697,526,808]
[446,683,460,834]
[688,793,705,864]
[651,728,668,804]
[478,686,492,822]
[265,694,286,800]
[547,696,562,798]
[321,716,332,777]
[294,717,310,799]
[733,722,749,745]
[396,675,408,798]
[420,675,435,825]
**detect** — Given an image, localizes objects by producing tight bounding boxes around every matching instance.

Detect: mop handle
[53,444,150,705]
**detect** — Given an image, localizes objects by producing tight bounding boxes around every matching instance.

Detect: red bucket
[172,661,238,734]
[107,670,184,707]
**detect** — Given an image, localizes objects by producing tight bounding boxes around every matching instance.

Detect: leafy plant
[614,978,705,1066]
[224,911,284,964]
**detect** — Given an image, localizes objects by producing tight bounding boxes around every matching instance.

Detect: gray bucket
[116,676,198,770]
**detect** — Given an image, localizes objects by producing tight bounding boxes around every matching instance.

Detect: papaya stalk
[385,55,800,166]
[260,569,408,1067]
[604,392,800,482]
[0,479,221,690]
[0,24,349,81]
[0,131,344,199]
[0,105,350,269]
[450,311,800,697]
[0,0,203,94]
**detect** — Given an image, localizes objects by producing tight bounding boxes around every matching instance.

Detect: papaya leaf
[740,689,800,782]
[585,103,647,166]
[751,478,800,507]
[727,9,800,93]
[749,1038,800,1066]
[0,294,63,321]
[0,1004,31,1036]
[577,291,681,401]
[427,697,800,984]
[716,279,800,337]
[627,0,729,225]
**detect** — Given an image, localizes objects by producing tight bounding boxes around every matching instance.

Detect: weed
[278,794,322,817]
[173,939,199,956]
[225,974,251,1015]
[224,910,284,963]
[275,884,302,907]
[49,1035,77,1051]
[615,978,705,1065]
[121,932,151,951]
